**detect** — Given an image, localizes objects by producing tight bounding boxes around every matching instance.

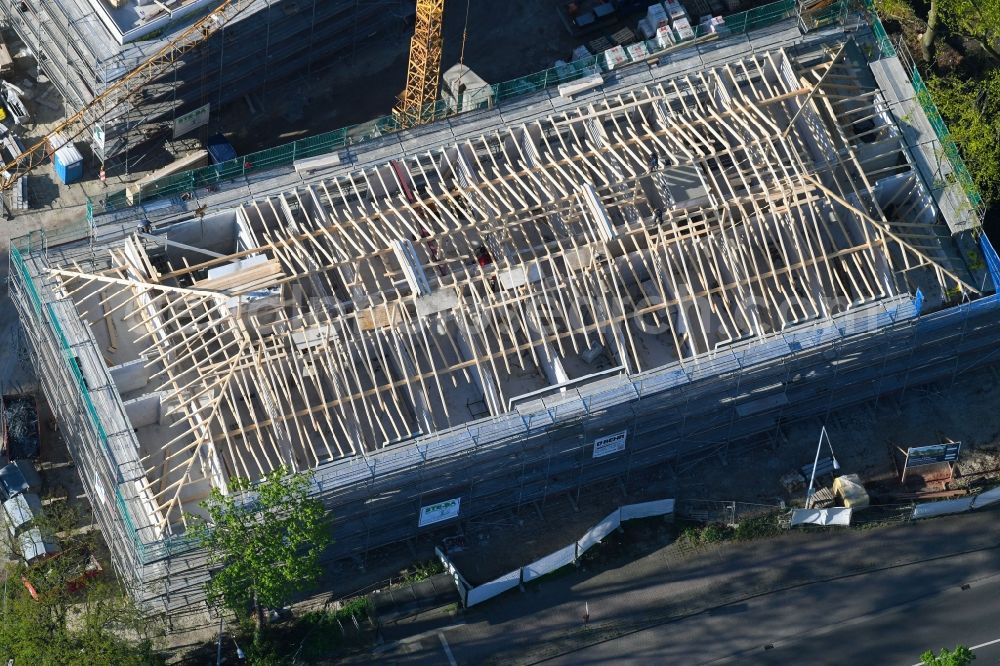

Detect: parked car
[17,527,60,567]
[0,460,41,502]
[3,491,42,537]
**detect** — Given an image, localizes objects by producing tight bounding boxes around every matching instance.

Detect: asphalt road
[545,549,1000,665]
[372,509,1000,665]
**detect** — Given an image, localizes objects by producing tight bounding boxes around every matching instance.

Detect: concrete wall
[162,211,239,261]
[123,393,162,429]
[110,358,151,394]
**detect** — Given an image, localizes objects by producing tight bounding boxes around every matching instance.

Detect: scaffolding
[8,11,1000,621]
[0,0,403,170]
[101,0,808,209]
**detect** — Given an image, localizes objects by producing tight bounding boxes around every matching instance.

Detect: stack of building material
[0,126,23,165]
[8,175,26,210]
[699,15,729,36]
[673,17,695,41]
[833,474,870,508]
[0,43,12,76]
[639,2,664,37]
[665,0,688,21]
[2,82,27,125]
[589,36,613,53]
[611,27,636,45]
[656,24,676,48]
[687,0,712,17]
[572,45,592,62]
[195,255,286,294]
[626,41,649,60]
[0,129,27,208]
[603,44,630,70]
[125,149,209,205]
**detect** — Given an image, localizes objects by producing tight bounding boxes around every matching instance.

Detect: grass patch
[678,512,783,547]
[236,597,376,664]
[400,559,444,584]
[733,513,785,541]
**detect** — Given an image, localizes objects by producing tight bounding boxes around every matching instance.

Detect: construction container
[53,144,83,185]
[48,132,83,185]
[204,133,237,165]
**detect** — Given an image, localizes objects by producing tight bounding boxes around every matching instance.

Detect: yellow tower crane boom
[0,0,255,192]
[394,0,445,129]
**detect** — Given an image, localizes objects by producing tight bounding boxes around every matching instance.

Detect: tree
[926,70,1000,204]
[924,0,1000,62]
[0,574,163,665]
[0,498,163,665]
[921,645,976,666]
[921,0,939,62]
[189,466,332,625]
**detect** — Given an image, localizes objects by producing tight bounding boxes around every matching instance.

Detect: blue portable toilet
[204,133,237,165]
[48,132,82,185]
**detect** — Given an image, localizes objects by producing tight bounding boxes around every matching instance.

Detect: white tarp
[912,497,974,519]
[790,508,852,527]
[467,568,521,607]
[621,498,675,521]
[577,509,621,555]
[973,486,1000,509]
[523,543,577,583]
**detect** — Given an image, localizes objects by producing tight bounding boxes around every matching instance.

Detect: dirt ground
[218,0,584,155]
[415,359,1000,585]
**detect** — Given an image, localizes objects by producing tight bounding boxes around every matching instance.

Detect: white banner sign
[593,430,627,458]
[92,124,105,152]
[173,103,210,139]
[93,471,105,505]
[419,497,461,527]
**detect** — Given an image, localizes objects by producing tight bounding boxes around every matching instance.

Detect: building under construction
[9,8,1000,618]
[0,0,402,168]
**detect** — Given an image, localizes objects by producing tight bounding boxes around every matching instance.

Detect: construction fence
[436,498,676,608]
[789,484,1000,527]
[439,489,1000,610]
[91,0,802,212]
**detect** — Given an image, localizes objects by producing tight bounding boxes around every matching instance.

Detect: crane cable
[455,0,471,112]
[458,0,470,66]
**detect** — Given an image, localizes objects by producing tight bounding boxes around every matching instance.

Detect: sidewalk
[371,507,1000,664]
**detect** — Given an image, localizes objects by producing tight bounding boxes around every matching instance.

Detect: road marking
[439,632,458,666]
[908,637,1000,666]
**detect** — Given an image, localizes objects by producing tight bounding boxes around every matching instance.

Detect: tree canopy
[926,69,1000,203]
[935,0,1000,61]
[921,645,976,666]
[0,575,163,666]
[189,466,332,621]
[0,501,162,665]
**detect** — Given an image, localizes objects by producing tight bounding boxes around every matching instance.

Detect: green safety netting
[96,0,800,212]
